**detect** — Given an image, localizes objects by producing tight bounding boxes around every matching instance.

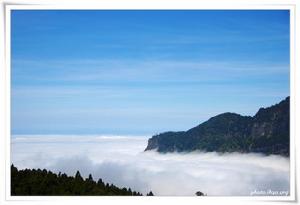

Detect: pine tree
[147,191,154,196]
[11,165,150,196]
[75,171,83,181]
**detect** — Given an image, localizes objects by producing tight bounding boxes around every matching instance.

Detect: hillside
[145,97,290,156]
[11,165,153,196]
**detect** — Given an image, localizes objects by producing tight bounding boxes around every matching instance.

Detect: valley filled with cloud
[11,135,290,196]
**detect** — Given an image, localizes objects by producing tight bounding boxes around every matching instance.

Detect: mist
[11,135,290,196]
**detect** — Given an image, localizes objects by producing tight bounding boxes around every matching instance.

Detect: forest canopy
[11,165,153,196]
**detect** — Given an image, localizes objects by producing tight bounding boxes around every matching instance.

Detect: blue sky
[11,10,290,135]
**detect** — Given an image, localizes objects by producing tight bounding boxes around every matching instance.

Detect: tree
[97,178,104,187]
[75,171,83,181]
[195,191,206,196]
[11,165,150,196]
[147,191,154,196]
[88,174,93,181]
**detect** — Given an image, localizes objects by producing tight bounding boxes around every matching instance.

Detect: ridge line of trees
[11,164,154,196]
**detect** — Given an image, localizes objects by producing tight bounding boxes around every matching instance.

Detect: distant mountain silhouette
[145,97,289,156]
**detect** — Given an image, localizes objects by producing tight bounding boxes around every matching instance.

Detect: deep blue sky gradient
[11,10,290,135]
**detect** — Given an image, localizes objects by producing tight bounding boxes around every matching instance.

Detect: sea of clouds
[11,135,290,196]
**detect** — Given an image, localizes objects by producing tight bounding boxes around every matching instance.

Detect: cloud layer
[11,135,290,196]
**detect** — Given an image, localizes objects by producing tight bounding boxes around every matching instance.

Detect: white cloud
[11,135,290,196]
[12,59,289,83]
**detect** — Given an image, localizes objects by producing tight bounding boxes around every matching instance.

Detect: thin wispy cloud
[12,59,289,83]
[11,10,289,134]
[11,60,289,134]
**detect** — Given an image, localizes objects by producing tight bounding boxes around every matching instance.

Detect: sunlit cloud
[11,135,290,196]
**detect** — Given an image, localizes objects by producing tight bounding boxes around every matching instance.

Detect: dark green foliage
[11,164,145,196]
[195,191,206,196]
[146,191,154,196]
[145,97,290,156]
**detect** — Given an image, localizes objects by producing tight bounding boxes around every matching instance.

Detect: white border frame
[0,1,298,205]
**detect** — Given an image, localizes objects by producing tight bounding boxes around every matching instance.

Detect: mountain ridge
[145,97,290,156]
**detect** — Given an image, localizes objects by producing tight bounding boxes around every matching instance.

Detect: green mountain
[145,97,290,156]
[11,165,154,196]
